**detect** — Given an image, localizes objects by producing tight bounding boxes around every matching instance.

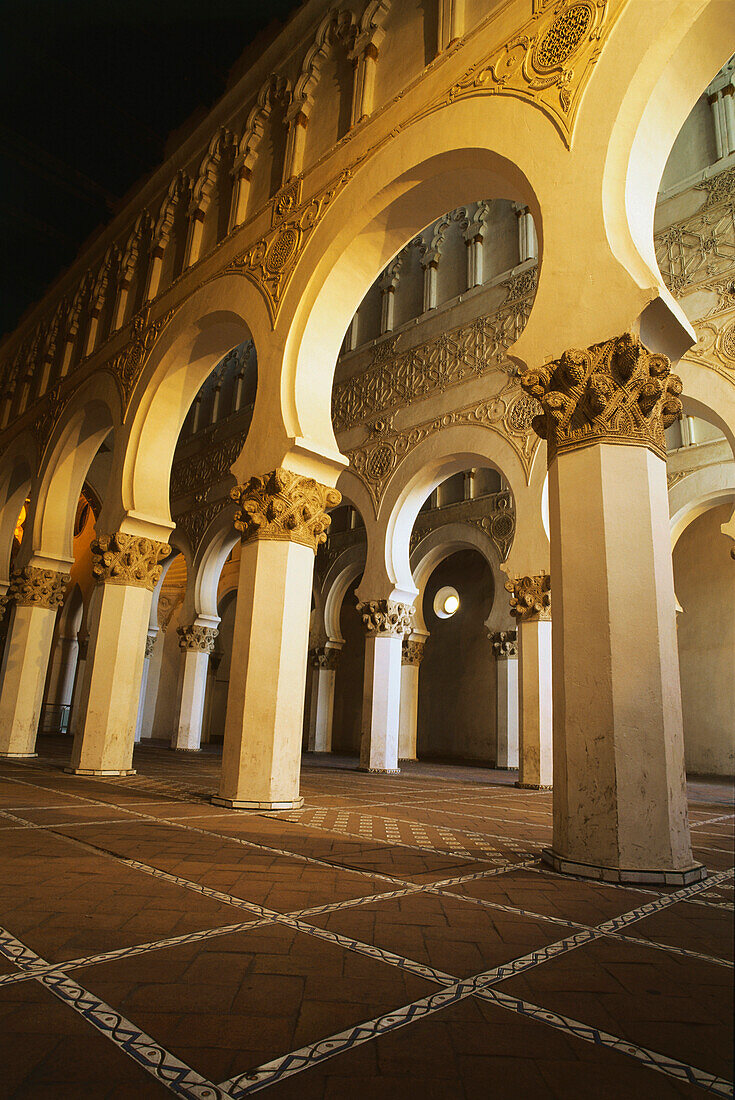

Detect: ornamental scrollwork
[522,333,682,462]
[177,625,219,654]
[505,574,551,622]
[175,497,234,558]
[231,468,341,552]
[402,638,426,665]
[332,271,536,433]
[105,307,177,412]
[92,532,171,590]
[7,565,69,610]
[444,1,614,144]
[349,381,537,513]
[223,163,360,323]
[358,599,414,637]
[489,629,518,659]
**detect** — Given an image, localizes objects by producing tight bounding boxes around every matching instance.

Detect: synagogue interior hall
[0,1,733,1096]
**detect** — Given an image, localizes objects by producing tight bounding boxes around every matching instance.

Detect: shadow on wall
[418,549,496,765]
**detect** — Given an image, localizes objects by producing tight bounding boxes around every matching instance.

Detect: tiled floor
[0,738,732,1099]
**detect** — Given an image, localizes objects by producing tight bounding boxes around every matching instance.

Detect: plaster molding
[522,333,683,463]
[92,531,171,590]
[231,468,341,552]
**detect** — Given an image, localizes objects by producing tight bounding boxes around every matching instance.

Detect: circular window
[434,586,460,620]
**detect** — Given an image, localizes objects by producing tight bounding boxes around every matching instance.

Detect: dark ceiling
[0,0,300,339]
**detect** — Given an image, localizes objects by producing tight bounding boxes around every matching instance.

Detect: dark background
[0,0,299,339]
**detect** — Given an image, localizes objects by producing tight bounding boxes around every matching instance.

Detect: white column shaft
[517,618,553,787]
[496,656,519,769]
[0,604,58,756]
[398,661,420,761]
[173,649,210,751]
[360,634,402,772]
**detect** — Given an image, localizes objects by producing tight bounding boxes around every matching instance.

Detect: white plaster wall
[674,503,735,776]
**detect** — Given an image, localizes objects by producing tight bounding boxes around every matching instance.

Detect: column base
[63,767,137,777]
[516,781,552,790]
[0,752,38,759]
[398,757,417,763]
[541,848,707,886]
[357,766,401,774]
[211,795,304,811]
[172,747,203,753]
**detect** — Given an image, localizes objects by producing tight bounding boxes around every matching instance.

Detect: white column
[0,566,69,758]
[306,645,341,753]
[173,625,219,751]
[134,629,158,743]
[398,636,425,761]
[215,469,340,809]
[70,533,170,776]
[490,631,519,769]
[506,576,553,789]
[524,332,701,885]
[357,600,413,773]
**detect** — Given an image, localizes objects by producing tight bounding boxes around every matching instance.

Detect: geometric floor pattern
[0,737,732,1098]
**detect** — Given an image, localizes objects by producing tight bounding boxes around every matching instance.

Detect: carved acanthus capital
[92,532,171,590]
[489,630,518,659]
[521,333,682,463]
[8,566,69,610]
[177,625,218,654]
[505,574,551,622]
[402,638,426,666]
[144,633,157,659]
[231,468,341,553]
[358,600,414,637]
[310,645,341,671]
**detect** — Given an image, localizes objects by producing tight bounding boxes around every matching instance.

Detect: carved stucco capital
[521,333,682,463]
[489,629,518,659]
[144,633,158,659]
[505,574,551,622]
[358,599,414,637]
[177,624,219,654]
[402,638,426,666]
[7,566,70,610]
[310,645,341,671]
[92,532,171,591]
[231,468,341,553]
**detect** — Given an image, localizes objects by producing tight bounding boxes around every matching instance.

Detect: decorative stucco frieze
[91,532,171,590]
[332,270,537,433]
[505,573,551,622]
[7,565,69,610]
[231,468,341,552]
[522,333,682,462]
[410,490,516,562]
[177,625,219,653]
[348,379,538,512]
[358,599,414,637]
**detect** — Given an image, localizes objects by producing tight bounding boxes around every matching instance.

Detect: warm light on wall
[13,500,29,545]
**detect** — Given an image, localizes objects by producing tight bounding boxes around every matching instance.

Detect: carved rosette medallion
[231,468,341,553]
[358,600,414,637]
[402,638,426,666]
[310,646,341,671]
[505,574,551,622]
[521,333,683,463]
[92,532,171,591]
[177,625,219,654]
[489,629,518,659]
[7,566,69,610]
